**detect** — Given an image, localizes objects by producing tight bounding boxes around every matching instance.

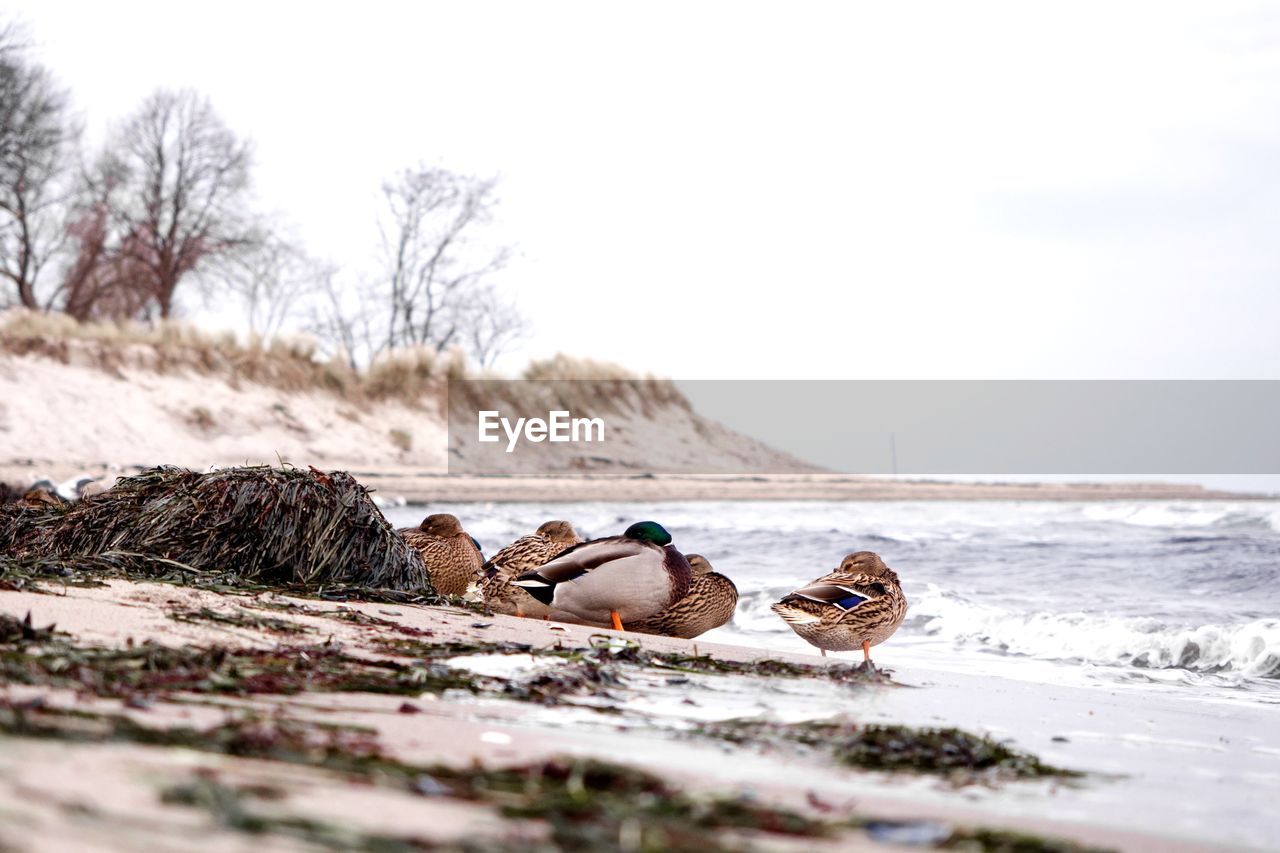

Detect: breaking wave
[1082,502,1280,533]
[905,585,1280,679]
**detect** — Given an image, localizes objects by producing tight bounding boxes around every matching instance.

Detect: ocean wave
[905,585,1280,679]
[1083,502,1280,532]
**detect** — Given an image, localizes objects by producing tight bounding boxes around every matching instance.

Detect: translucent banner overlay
[447,380,1280,475]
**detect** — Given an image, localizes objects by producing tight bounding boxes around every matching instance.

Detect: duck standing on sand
[398,513,484,596]
[513,521,692,631]
[771,551,907,662]
[629,554,738,639]
[480,520,584,618]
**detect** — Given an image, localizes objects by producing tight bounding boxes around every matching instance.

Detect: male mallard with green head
[771,551,907,662]
[513,520,692,631]
[629,554,738,639]
[398,513,484,596]
[480,520,584,618]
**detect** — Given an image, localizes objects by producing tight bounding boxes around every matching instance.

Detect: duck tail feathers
[771,602,820,625]
[513,573,555,605]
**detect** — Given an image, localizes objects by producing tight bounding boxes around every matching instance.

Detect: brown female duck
[629,554,738,639]
[398,513,483,596]
[479,520,583,618]
[771,551,907,662]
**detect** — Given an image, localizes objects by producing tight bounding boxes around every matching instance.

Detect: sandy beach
[5,4,1280,850]
[2,573,1274,852]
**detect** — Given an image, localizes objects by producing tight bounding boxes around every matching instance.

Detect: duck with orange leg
[513,521,692,631]
[771,551,907,664]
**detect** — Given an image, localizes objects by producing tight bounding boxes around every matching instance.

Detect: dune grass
[0,310,675,410]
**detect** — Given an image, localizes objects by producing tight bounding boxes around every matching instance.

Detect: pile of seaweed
[0,466,431,593]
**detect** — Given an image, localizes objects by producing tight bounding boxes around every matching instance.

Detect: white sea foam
[1081,502,1276,531]
[905,585,1280,679]
[1082,503,1232,528]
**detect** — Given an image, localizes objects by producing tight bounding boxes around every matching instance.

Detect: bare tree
[378,166,514,355]
[223,230,321,344]
[0,23,77,310]
[462,283,527,368]
[86,88,255,319]
[56,152,152,321]
[308,267,377,371]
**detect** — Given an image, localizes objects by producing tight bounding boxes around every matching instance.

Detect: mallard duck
[398,513,484,596]
[479,520,584,618]
[629,554,738,639]
[513,520,692,631]
[771,551,907,662]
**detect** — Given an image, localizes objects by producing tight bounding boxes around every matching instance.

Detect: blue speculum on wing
[832,590,868,610]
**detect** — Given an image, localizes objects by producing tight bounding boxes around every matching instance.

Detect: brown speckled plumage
[629,554,738,639]
[398,513,483,596]
[771,551,907,658]
[480,520,583,617]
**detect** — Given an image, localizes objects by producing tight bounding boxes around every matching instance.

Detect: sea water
[386,499,1280,707]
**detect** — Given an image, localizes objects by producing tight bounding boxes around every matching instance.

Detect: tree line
[0,21,523,366]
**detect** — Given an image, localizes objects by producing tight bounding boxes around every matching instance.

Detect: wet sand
[2,580,1268,851]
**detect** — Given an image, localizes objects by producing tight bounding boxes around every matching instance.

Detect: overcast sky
[8,1,1280,379]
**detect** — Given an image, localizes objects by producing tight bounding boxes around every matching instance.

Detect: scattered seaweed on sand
[700,719,1080,782]
[0,610,58,643]
[942,826,1110,852]
[0,701,1104,852]
[860,819,1109,853]
[4,629,633,710]
[0,637,487,700]
[828,724,1075,779]
[0,551,159,591]
[1,704,830,850]
[313,605,437,637]
[474,757,829,850]
[160,772,433,851]
[168,606,314,636]
[0,465,431,593]
[371,635,889,708]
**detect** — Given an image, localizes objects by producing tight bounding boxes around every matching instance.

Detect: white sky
[7,1,1280,379]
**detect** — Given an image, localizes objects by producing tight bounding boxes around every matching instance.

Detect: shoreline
[356,472,1269,502]
[4,463,1268,503]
